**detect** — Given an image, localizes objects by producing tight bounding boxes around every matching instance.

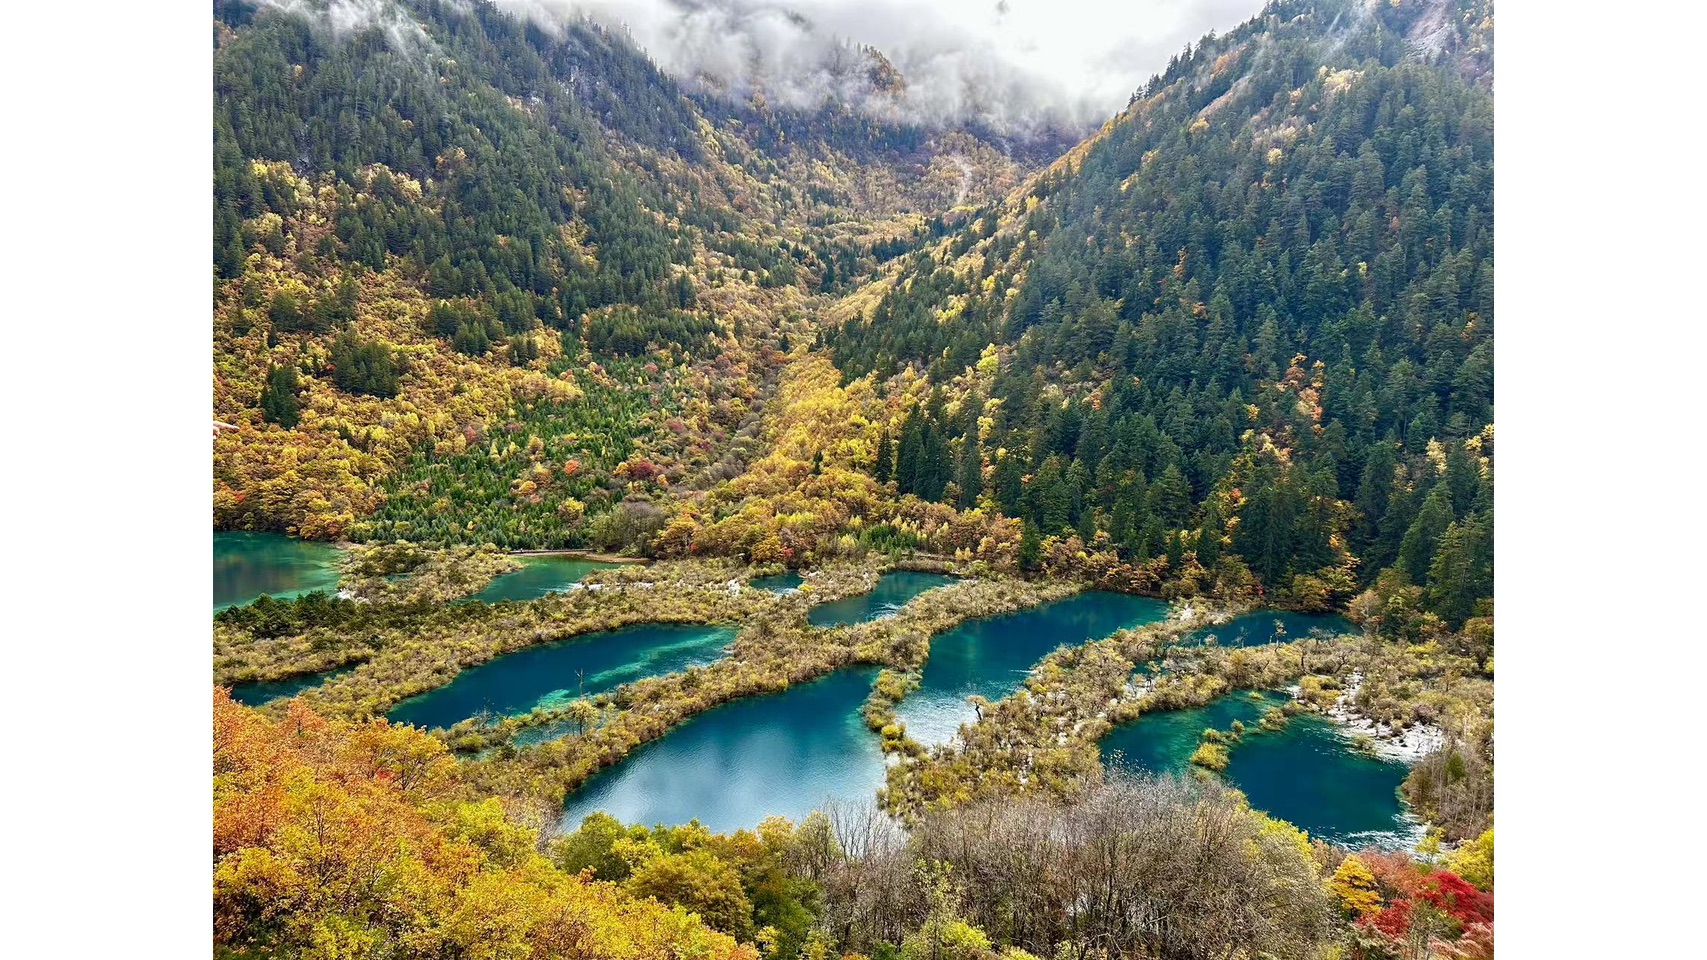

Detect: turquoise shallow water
[228,666,356,706]
[894,591,1170,746]
[214,531,342,612]
[1099,692,1420,848]
[467,556,617,603]
[561,668,885,833]
[388,624,735,730]
[750,572,805,594]
[807,572,958,627]
[1186,611,1355,646]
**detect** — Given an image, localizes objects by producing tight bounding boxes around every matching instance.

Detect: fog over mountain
[498,0,1265,138]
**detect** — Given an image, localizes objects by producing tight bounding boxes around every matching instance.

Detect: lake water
[1187,611,1356,646]
[227,665,356,706]
[750,572,805,594]
[214,531,342,612]
[561,668,885,833]
[388,624,736,730]
[1099,691,1421,848]
[894,591,1170,746]
[467,555,618,603]
[807,572,958,627]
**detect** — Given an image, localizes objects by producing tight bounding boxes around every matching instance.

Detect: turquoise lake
[388,624,736,730]
[894,591,1170,746]
[1187,611,1356,646]
[214,531,342,612]
[750,571,805,594]
[228,665,355,706]
[1099,692,1420,848]
[807,572,958,627]
[562,668,885,833]
[467,555,618,603]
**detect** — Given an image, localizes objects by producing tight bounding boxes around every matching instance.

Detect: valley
[211,2,1496,958]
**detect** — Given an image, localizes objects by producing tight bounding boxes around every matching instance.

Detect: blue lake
[388,624,735,730]
[214,531,342,612]
[895,591,1170,746]
[751,572,805,594]
[1187,611,1356,646]
[1100,691,1420,848]
[807,572,958,627]
[467,555,618,603]
[227,665,355,706]
[562,668,886,833]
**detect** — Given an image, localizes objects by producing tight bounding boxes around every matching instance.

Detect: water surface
[228,665,355,706]
[894,591,1169,745]
[751,572,805,594]
[1187,611,1355,647]
[468,555,617,603]
[214,531,342,612]
[807,572,958,628]
[1100,692,1420,847]
[389,624,735,730]
[562,668,885,832]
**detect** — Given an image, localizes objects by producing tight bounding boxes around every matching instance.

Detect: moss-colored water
[1099,692,1421,848]
[388,624,735,730]
[1187,611,1356,646]
[561,668,885,833]
[214,531,342,612]
[894,591,1170,746]
[467,556,617,603]
[806,572,958,627]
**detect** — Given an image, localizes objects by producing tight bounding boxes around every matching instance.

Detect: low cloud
[500,0,1265,138]
[248,0,436,51]
[242,0,1266,138]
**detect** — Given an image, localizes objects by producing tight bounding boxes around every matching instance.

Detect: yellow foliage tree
[1445,827,1494,891]
[1327,855,1383,916]
[213,689,755,960]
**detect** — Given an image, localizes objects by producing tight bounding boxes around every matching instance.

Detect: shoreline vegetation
[506,548,650,564]
[214,542,1493,960]
[216,541,1491,848]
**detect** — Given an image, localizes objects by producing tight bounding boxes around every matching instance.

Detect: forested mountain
[212,3,1498,957]
[211,0,1044,544]
[824,0,1494,627]
[213,0,1494,628]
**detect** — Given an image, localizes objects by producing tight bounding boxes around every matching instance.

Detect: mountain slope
[821,0,1494,625]
[211,0,1048,544]
[211,0,1497,630]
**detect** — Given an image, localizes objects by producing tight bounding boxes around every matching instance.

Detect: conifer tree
[258,364,300,429]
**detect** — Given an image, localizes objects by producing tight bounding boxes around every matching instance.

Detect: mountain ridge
[214,0,1495,631]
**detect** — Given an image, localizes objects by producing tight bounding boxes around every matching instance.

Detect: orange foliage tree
[213,689,756,960]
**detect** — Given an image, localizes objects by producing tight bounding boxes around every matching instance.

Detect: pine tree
[874,432,894,485]
[1427,513,1492,628]
[1019,520,1042,571]
[895,411,923,496]
[1398,486,1455,585]
[1353,440,1399,543]
[268,291,304,333]
[992,451,1024,515]
[957,434,982,508]
[259,364,300,429]
[1147,464,1193,527]
[1235,462,1299,587]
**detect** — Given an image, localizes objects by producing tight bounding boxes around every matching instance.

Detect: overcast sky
[501,0,1268,135]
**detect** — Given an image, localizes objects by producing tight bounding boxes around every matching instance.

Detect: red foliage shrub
[1364,897,1414,939]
